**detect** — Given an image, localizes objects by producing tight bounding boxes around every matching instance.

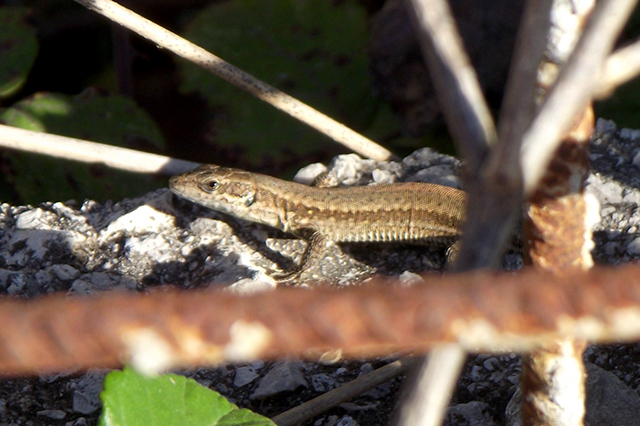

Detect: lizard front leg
[272,229,330,286]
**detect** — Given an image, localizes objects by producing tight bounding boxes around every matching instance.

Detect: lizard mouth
[168,175,185,194]
[168,175,197,200]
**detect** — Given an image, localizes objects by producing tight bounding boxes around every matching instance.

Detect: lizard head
[169,165,259,219]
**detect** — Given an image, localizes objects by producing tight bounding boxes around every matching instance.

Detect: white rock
[294,163,328,185]
[101,205,174,237]
[586,174,623,204]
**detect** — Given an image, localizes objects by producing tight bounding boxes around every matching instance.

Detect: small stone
[335,415,359,426]
[586,174,623,204]
[398,271,424,286]
[294,163,328,185]
[15,209,50,230]
[69,273,136,294]
[6,274,28,295]
[250,360,265,369]
[627,237,640,256]
[599,205,617,217]
[228,278,276,294]
[316,415,339,426]
[233,365,260,387]
[620,128,640,140]
[603,242,619,256]
[483,357,500,372]
[595,118,616,134]
[469,365,483,381]
[332,154,372,184]
[251,361,308,400]
[339,401,379,411]
[358,363,374,377]
[311,373,336,392]
[101,205,174,236]
[371,169,396,184]
[445,401,497,426]
[37,409,66,420]
[70,370,107,415]
[402,147,459,168]
[50,264,80,281]
[585,363,640,426]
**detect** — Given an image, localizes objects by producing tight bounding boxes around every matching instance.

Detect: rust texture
[522,105,594,425]
[521,339,587,426]
[1,265,640,376]
[523,99,594,426]
[522,2,596,423]
[525,105,595,274]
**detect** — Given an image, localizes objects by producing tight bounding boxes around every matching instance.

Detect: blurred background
[0,0,638,205]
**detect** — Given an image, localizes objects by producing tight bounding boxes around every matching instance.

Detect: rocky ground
[0,118,640,425]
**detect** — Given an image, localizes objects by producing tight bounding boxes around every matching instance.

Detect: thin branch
[521,0,638,195]
[0,124,198,175]
[403,0,497,172]
[595,39,640,98]
[71,0,394,161]
[271,356,418,426]
[395,346,466,426]
[494,0,552,175]
[453,0,552,271]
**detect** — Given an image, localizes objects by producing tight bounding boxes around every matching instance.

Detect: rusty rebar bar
[2,265,640,376]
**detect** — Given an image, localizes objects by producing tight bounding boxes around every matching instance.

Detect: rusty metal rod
[2,265,640,376]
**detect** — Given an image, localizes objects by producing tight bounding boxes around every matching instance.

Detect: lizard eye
[201,180,219,192]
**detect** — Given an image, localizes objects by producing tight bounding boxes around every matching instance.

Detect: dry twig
[596,39,640,98]
[71,0,394,161]
[395,345,466,426]
[271,357,418,426]
[452,0,553,271]
[402,0,496,166]
[521,0,638,194]
[0,124,198,175]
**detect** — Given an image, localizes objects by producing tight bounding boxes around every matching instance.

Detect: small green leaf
[99,367,276,426]
[218,409,277,426]
[0,7,38,98]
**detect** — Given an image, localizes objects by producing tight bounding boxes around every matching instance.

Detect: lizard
[169,164,466,284]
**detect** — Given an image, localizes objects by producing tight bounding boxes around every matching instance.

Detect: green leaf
[0,7,38,98]
[1,91,165,149]
[99,367,276,426]
[0,91,166,204]
[179,0,377,167]
[218,409,277,426]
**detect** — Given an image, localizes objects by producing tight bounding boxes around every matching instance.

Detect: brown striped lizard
[169,164,466,284]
